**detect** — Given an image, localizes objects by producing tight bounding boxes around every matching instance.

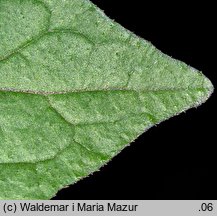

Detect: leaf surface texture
[0,0,213,199]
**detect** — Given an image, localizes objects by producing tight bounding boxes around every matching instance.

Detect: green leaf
[0,0,213,199]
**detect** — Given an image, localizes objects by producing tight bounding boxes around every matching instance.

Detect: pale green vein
[0,87,211,95]
[0,29,96,63]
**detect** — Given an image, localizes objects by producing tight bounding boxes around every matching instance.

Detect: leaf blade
[0,0,213,199]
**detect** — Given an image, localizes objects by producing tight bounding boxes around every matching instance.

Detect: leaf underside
[0,0,213,199]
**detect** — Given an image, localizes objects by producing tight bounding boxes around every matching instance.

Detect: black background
[53,0,216,200]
